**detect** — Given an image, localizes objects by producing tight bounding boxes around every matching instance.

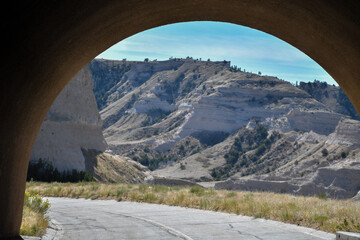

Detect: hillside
[90,58,360,198]
[31,66,107,171]
[298,80,359,120]
[30,64,151,184]
[91,58,347,161]
[214,118,360,199]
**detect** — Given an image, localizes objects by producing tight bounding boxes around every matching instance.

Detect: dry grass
[20,192,50,236]
[26,181,360,233]
[81,149,148,183]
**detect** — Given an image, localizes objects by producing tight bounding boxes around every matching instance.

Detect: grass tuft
[20,192,50,236]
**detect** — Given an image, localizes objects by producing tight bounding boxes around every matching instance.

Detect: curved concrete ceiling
[1,1,359,238]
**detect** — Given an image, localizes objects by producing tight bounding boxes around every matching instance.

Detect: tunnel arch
[1,1,360,238]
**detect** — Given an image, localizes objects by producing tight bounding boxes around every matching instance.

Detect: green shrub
[152,185,169,192]
[255,144,266,156]
[116,186,127,201]
[24,192,50,214]
[138,184,149,193]
[143,193,157,203]
[317,192,328,200]
[180,163,186,170]
[27,159,93,183]
[226,192,236,198]
[90,61,131,110]
[322,148,329,157]
[314,215,329,226]
[189,186,205,196]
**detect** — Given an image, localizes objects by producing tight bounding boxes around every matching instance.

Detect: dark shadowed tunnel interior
[1,0,359,238]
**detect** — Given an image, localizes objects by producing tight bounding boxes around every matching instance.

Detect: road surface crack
[104,211,194,240]
[237,230,264,240]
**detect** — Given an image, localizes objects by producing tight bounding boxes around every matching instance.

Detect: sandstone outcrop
[286,110,346,135]
[326,118,360,146]
[30,66,107,171]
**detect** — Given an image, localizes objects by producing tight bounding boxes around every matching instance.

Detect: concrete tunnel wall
[1,0,360,238]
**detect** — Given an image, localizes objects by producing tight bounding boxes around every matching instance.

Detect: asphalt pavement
[38,197,336,240]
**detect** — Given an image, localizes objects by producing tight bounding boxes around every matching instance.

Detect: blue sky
[97,21,336,85]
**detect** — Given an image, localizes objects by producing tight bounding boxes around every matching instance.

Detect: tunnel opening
[24,20,360,238]
[1,1,360,238]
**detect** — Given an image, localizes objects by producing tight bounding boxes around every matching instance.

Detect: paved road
[42,197,335,240]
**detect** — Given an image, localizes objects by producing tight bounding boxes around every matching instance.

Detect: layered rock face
[286,110,345,135]
[30,65,107,171]
[297,167,360,198]
[213,119,360,199]
[89,58,360,198]
[93,59,345,155]
[326,118,360,146]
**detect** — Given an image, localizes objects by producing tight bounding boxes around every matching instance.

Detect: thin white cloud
[106,32,309,64]
[97,22,334,84]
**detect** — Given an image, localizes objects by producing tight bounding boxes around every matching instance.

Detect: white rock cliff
[30,65,107,171]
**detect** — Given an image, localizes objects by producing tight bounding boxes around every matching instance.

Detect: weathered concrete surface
[336,231,360,240]
[1,1,360,238]
[42,197,335,240]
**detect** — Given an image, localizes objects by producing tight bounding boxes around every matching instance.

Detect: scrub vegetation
[20,192,50,236]
[25,181,360,234]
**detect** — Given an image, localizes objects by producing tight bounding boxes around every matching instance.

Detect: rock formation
[91,59,346,156]
[88,59,360,198]
[326,118,360,146]
[212,118,360,199]
[30,65,107,171]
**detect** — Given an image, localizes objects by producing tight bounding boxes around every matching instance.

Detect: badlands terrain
[31,58,360,199]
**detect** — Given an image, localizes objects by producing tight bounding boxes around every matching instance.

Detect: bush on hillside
[322,148,329,157]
